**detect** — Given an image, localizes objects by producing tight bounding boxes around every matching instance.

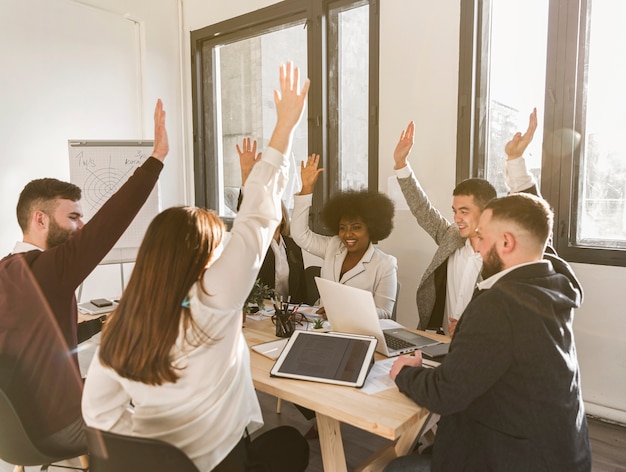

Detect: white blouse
[290,193,397,319]
[82,146,289,472]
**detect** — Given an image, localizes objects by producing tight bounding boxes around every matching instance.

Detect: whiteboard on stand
[68,140,158,264]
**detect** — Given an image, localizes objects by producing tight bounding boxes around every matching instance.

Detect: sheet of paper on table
[361,355,442,395]
[251,338,289,360]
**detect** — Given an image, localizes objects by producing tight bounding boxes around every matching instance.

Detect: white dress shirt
[444,238,482,334]
[12,241,43,253]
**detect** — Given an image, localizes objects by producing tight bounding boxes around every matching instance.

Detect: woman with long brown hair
[82,63,310,472]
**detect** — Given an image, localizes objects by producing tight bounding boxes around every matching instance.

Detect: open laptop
[315,277,442,357]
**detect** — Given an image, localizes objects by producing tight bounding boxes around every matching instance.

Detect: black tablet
[270,330,377,388]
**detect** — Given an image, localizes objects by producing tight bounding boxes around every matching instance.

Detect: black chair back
[0,386,84,469]
[303,265,322,306]
[391,281,401,321]
[85,426,199,472]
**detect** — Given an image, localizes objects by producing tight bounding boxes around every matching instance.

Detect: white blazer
[291,194,397,319]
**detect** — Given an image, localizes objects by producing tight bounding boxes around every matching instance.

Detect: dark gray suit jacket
[395,256,591,471]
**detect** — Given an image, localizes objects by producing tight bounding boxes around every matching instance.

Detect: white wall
[0,0,187,300]
[182,0,626,425]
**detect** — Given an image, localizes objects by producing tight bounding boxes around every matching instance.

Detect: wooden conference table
[243,317,448,472]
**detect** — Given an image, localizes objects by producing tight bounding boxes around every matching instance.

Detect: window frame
[457,0,626,267]
[190,0,379,231]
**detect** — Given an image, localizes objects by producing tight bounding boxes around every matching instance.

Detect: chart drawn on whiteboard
[68,141,159,262]
[81,153,139,211]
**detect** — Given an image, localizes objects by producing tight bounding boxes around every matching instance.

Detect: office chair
[303,265,321,306]
[84,426,199,472]
[0,387,88,472]
[391,281,401,321]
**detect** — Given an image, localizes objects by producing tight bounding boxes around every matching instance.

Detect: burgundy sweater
[0,157,162,440]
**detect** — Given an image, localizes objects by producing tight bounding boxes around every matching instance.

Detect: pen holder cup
[274,312,295,338]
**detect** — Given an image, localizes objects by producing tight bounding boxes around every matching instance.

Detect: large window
[191,0,378,230]
[458,0,626,266]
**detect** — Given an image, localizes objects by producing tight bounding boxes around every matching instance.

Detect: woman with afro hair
[291,154,397,319]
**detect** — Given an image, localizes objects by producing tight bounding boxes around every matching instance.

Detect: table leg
[355,416,423,472]
[316,412,348,472]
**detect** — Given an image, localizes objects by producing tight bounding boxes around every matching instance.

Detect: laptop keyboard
[384,333,415,350]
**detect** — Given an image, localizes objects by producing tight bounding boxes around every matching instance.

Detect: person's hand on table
[390,351,423,381]
[315,306,327,320]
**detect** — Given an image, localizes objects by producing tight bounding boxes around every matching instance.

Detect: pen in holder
[272,298,296,338]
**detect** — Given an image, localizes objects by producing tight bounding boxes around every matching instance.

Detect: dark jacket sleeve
[395,291,514,415]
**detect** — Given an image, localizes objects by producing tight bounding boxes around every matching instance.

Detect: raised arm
[291,154,331,258]
[151,99,169,162]
[236,138,262,186]
[203,63,310,310]
[393,121,415,170]
[299,153,324,195]
[505,107,537,160]
[49,99,167,289]
[393,121,453,245]
[505,108,539,194]
[268,62,310,155]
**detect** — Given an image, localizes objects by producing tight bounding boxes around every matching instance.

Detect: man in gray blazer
[387,193,591,472]
[393,109,539,334]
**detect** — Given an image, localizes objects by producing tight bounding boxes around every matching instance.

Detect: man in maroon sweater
[0,100,169,457]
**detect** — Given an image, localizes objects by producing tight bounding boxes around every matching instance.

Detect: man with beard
[385,193,591,472]
[0,99,169,458]
[393,109,540,336]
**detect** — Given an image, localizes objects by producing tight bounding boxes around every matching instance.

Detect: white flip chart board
[68,140,158,263]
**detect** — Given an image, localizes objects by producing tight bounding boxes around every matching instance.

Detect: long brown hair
[99,206,225,385]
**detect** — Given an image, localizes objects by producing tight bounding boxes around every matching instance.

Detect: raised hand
[151,99,169,162]
[393,121,415,170]
[268,62,311,155]
[299,154,324,195]
[505,108,537,160]
[236,138,262,185]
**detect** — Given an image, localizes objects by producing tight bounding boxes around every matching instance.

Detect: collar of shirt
[272,233,289,250]
[12,241,43,254]
[476,260,550,291]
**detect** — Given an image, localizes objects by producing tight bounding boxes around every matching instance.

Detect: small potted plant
[243,278,275,317]
[312,317,325,330]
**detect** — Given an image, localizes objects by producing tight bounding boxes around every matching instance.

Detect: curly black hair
[321,190,395,242]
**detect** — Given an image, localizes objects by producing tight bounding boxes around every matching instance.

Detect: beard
[481,244,504,279]
[46,218,74,248]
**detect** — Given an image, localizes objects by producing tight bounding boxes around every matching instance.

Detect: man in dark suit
[386,193,591,472]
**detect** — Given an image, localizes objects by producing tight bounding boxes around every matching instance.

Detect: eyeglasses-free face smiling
[452,194,483,240]
[338,216,370,255]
